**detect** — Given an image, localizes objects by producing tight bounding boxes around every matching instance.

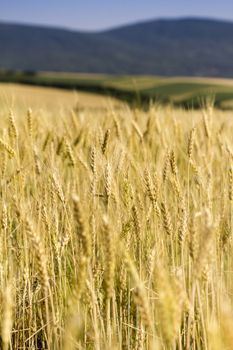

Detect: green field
[2,70,233,108]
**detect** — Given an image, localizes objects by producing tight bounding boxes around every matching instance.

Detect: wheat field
[0,90,232,350]
[0,83,122,114]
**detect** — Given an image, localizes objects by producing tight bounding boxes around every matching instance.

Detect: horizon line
[0,15,233,33]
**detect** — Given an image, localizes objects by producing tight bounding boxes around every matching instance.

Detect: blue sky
[1,0,233,30]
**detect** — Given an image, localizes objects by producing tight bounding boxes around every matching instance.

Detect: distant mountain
[1,18,233,76]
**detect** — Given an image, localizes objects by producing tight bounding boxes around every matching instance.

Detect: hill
[1,18,233,76]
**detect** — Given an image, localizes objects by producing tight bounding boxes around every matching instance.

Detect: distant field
[0,83,122,114]
[2,71,233,108]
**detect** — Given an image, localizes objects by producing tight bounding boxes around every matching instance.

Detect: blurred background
[1,0,233,109]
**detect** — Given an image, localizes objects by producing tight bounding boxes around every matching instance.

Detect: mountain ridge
[1,18,233,76]
[1,16,233,33]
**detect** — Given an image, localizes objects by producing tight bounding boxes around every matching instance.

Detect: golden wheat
[0,96,232,349]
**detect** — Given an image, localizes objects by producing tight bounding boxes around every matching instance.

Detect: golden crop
[0,92,232,349]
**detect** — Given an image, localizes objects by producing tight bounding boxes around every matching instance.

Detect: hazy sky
[1,0,233,30]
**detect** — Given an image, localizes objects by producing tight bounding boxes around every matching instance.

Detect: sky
[1,0,233,31]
